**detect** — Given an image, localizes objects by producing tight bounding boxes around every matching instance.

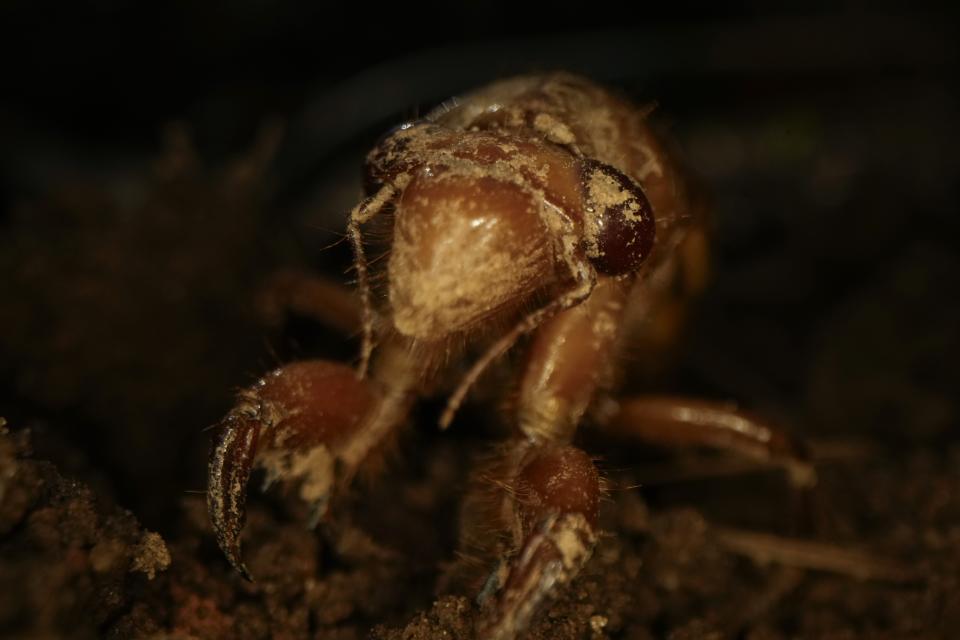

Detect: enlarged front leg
[207,360,378,579]
[468,278,629,638]
[473,443,602,640]
[208,341,419,579]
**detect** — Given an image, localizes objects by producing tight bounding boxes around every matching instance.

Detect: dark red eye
[580,159,656,276]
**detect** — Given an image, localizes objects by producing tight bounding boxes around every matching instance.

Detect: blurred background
[0,1,957,538]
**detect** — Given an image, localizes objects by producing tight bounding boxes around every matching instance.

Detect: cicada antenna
[347,175,409,378]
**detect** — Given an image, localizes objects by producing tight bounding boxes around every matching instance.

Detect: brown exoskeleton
[207,73,815,639]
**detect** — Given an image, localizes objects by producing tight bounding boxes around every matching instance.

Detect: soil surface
[2,413,959,639]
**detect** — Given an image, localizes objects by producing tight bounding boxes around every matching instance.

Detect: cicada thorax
[439,72,699,268]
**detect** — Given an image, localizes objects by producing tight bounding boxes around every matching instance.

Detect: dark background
[1,2,957,538]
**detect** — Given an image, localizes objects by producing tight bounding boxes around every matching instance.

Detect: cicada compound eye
[581,159,656,276]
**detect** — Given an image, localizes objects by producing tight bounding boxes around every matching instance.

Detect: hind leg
[599,395,816,488]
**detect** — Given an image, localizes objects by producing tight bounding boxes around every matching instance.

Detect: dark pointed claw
[205,360,379,580]
[207,405,262,581]
[477,444,602,639]
[478,512,598,640]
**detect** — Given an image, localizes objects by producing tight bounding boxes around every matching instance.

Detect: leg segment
[467,277,630,638]
[438,271,597,431]
[255,268,361,335]
[599,395,816,487]
[207,360,379,579]
[208,335,422,580]
[474,443,602,640]
[512,276,631,442]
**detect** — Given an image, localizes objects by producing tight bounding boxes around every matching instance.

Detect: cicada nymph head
[387,170,555,339]
[358,115,657,345]
[365,123,575,342]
